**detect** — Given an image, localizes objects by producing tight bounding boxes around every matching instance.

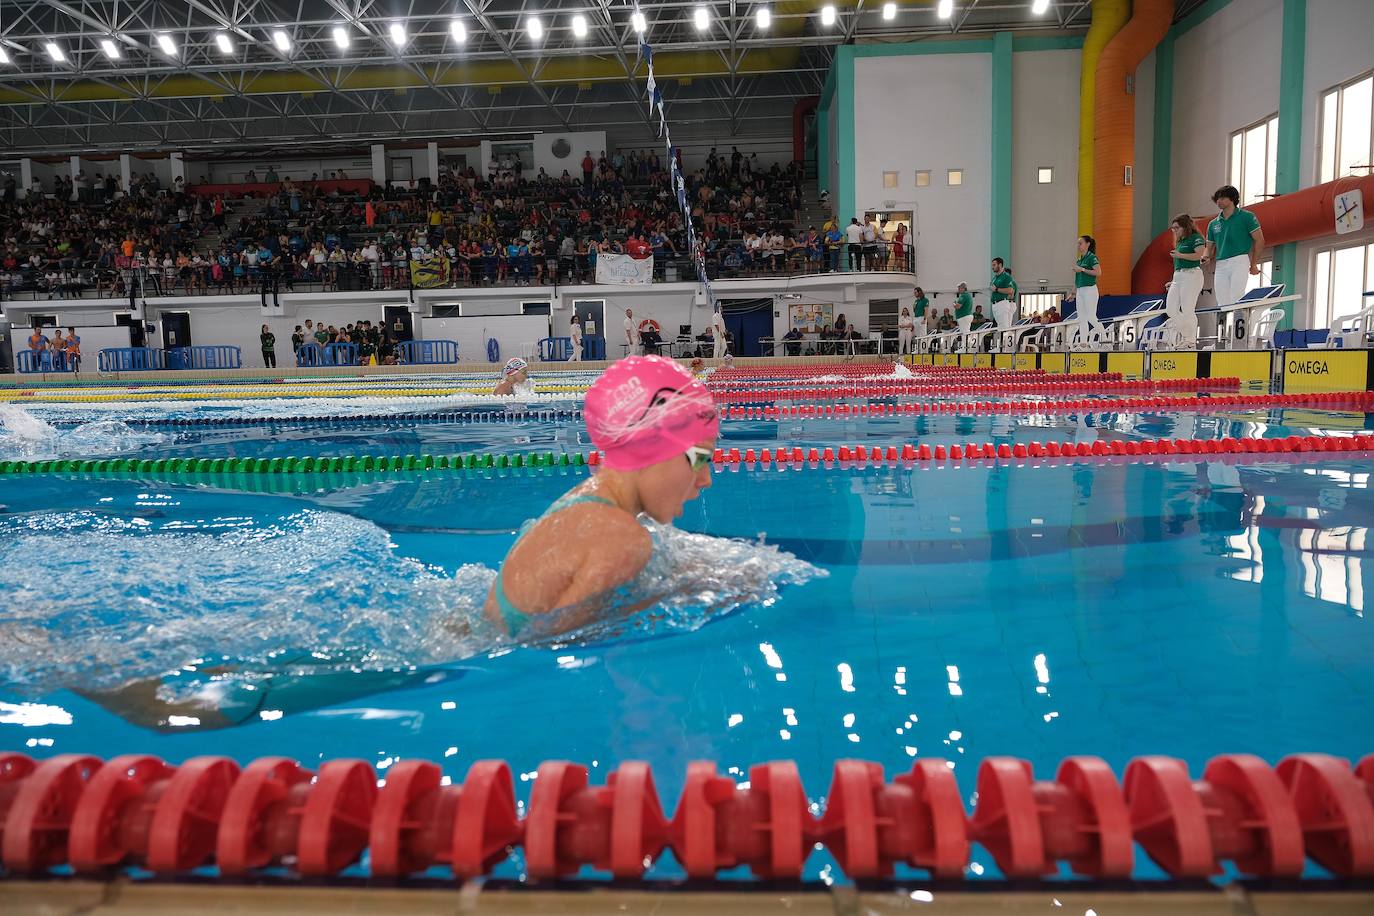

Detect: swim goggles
[684,445,714,470]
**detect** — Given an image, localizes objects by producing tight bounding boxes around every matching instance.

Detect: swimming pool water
[2,391,1373,883]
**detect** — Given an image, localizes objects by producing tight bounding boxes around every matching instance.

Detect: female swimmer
[492,356,529,395]
[484,355,718,636]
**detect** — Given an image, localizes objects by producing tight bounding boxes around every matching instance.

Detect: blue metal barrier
[16,350,72,373]
[97,348,166,372]
[165,346,242,370]
[296,343,325,367]
[539,337,573,361]
[325,343,359,366]
[582,336,606,360]
[399,339,460,364]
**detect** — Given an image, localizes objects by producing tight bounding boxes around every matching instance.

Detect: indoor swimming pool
[1,368,1372,883]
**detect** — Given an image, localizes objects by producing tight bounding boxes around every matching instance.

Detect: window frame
[882,170,899,189]
[1227,113,1279,207]
[946,168,963,187]
[915,170,931,188]
[1319,69,1374,184]
[1308,236,1374,330]
[1036,167,1053,185]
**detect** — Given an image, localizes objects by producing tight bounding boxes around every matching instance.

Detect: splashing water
[0,404,166,460]
[0,507,823,698]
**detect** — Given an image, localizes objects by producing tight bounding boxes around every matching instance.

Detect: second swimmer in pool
[493,357,530,395]
[484,355,718,638]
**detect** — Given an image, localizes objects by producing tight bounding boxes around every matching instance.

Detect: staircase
[797,179,833,231]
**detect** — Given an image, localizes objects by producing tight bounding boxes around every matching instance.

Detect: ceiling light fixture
[158,33,179,55]
[450,20,466,42]
[44,41,66,63]
[694,6,710,30]
[757,7,771,28]
[937,0,954,20]
[1032,0,1050,13]
[631,11,647,33]
[820,5,837,26]
[389,22,407,47]
[332,26,350,49]
[571,14,588,38]
[527,16,544,41]
[213,32,232,54]
[100,38,121,59]
[271,29,291,52]
[882,2,897,20]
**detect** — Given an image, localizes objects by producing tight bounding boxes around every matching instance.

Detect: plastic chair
[1324,298,1374,349]
[1250,308,1287,349]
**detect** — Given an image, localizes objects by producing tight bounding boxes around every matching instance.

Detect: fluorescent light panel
[937,0,954,19]
[0,47,9,65]
[158,33,179,55]
[450,20,466,42]
[694,6,710,30]
[1032,0,1050,12]
[271,29,291,52]
[571,14,587,38]
[44,41,65,63]
[389,22,407,46]
[631,11,647,33]
[213,32,232,53]
[332,26,350,49]
[100,38,121,59]
[527,16,544,40]
[757,7,771,28]
[820,5,836,26]
[882,2,897,20]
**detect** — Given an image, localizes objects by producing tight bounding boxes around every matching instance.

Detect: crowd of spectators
[278,317,405,367]
[1,146,905,303]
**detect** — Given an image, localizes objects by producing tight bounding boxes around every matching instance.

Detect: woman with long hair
[1071,235,1105,349]
[1165,214,1206,347]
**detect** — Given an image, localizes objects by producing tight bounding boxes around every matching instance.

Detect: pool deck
[3,880,1372,915]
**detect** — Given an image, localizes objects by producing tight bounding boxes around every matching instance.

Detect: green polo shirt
[913,296,929,318]
[991,270,1014,303]
[1074,252,1099,288]
[954,292,973,319]
[1174,232,1206,271]
[1207,207,1261,261]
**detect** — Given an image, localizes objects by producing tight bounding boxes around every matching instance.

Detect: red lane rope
[1,751,1370,882]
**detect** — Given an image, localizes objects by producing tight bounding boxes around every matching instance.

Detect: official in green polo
[954,282,975,334]
[990,258,1018,331]
[1205,184,1265,307]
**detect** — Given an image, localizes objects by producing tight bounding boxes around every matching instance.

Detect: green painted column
[836,45,857,269]
[1273,0,1306,328]
[991,32,1013,260]
[1150,32,1175,237]
[817,98,831,197]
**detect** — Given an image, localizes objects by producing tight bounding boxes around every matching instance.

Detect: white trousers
[1073,285,1105,348]
[991,300,1017,330]
[713,333,727,358]
[1212,254,1251,308]
[1165,268,1203,346]
[571,340,582,361]
[897,330,912,354]
[956,315,973,334]
[912,318,926,339]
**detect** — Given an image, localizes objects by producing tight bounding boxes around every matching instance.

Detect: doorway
[115,312,147,348]
[572,298,605,359]
[720,298,773,357]
[383,306,414,342]
[161,311,191,348]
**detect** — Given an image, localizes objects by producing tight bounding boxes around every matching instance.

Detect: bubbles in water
[0,506,824,697]
[0,404,166,460]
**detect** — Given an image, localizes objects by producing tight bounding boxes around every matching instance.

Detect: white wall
[199,156,373,184]
[1169,0,1282,217]
[854,53,992,292]
[1012,48,1081,288]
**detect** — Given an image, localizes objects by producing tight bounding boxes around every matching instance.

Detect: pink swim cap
[584,355,719,471]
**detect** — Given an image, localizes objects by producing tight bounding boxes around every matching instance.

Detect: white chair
[1325,298,1374,349]
[1251,307,1287,349]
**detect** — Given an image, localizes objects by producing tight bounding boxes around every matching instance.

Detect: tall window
[1019,292,1062,316]
[1228,114,1278,206]
[1319,71,1374,183]
[1311,240,1374,329]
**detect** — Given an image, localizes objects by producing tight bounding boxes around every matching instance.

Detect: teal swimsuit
[493,492,618,636]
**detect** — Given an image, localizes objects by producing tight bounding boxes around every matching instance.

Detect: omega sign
[1287,358,1330,375]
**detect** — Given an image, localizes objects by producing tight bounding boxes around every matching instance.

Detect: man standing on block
[624,307,640,357]
[1205,184,1265,308]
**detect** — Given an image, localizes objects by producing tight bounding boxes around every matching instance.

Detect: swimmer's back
[484,489,652,634]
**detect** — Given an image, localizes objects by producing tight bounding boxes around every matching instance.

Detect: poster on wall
[594,252,654,286]
[789,302,834,333]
